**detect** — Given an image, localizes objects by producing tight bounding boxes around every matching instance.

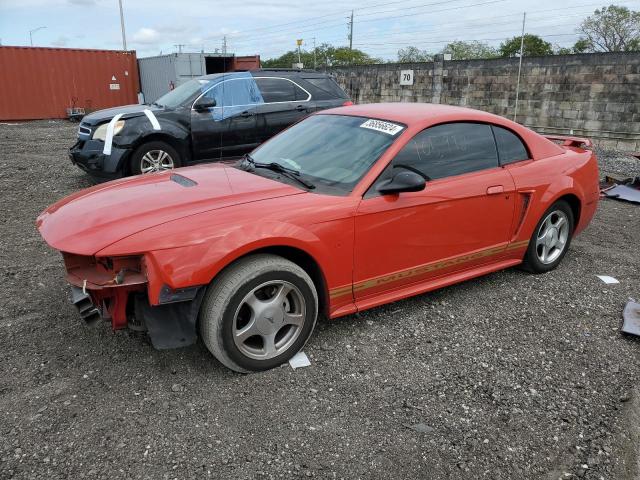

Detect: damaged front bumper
[63,253,205,349]
[69,139,129,181]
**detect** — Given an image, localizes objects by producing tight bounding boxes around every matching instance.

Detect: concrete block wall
[328,52,640,151]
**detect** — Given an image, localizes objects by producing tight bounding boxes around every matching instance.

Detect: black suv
[70,69,352,180]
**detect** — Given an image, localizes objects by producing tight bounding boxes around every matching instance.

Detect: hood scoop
[170,173,197,188]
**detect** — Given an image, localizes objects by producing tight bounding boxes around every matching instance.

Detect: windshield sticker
[360,119,404,136]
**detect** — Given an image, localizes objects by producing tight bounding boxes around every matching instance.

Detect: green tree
[441,40,498,60]
[576,5,640,52]
[555,46,573,55]
[572,38,592,53]
[499,34,553,57]
[397,46,431,62]
[261,43,380,68]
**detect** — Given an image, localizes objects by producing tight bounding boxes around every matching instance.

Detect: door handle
[486,185,504,195]
[240,111,253,118]
[295,105,306,111]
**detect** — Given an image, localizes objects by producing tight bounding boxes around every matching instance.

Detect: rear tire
[199,254,318,373]
[522,200,574,273]
[130,140,180,175]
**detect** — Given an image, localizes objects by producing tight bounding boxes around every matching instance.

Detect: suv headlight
[92,119,125,141]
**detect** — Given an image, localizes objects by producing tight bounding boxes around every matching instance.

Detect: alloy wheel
[535,209,569,264]
[140,149,174,173]
[232,281,306,360]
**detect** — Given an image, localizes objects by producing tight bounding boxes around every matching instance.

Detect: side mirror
[377,170,426,195]
[194,97,216,111]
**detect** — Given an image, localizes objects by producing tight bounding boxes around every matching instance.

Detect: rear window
[255,78,308,103]
[492,125,529,164]
[303,77,348,100]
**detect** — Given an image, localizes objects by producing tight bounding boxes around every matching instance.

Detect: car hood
[37,164,305,255]
[81,104,164,125]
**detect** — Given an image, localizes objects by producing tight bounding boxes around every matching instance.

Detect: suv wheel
[130,140,180,175]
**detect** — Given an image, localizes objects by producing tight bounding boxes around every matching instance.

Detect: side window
[492,125,529,165]
[392,122,499,180]
[303,77,348,100]
[207,79,262,107]
[256,78,298,103]
[294,83,309,101]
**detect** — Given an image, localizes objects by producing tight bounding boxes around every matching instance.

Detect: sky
[0,0,638,61]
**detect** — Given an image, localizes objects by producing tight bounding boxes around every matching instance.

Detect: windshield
[154,79,211,108]
[249,114,404,194]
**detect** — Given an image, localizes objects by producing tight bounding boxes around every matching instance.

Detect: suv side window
[256,78,307,103]
[294,82,309,101]
[391,122,499,180]
[302,77,348,100]
[206,79,262,107]
[492,125,529,165]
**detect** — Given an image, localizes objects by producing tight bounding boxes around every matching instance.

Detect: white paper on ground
[289,351,311,370]
[597,275,620,284]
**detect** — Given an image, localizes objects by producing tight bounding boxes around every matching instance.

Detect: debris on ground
[600,175,640,204]
[622,300,640,337]
[597,275,620,284]
[288,351,311,370]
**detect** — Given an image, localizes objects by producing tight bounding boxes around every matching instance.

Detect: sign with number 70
[400,70,414,86]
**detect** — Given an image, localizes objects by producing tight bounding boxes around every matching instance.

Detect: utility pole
[174,44,186,53]
[222,36,227,56]
[118,0,127,50]
[348,10,354,51]
[29,26,46,46]
[312,37,317,69]
[514,12,526,122]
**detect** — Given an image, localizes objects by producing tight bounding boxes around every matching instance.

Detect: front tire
[199,254,318,373]
[522,200,574,273]
[130,140,180,175]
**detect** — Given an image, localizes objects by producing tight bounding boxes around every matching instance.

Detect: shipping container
[137,53,260,103]
[0,46,140,121]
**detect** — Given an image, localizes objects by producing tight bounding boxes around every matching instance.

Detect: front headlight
[92,119,125,141]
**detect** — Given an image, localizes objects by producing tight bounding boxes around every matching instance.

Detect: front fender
[112,115,191,170]
[125,221,330,306]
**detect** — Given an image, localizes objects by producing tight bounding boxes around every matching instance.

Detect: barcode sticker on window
[360,119,404,136]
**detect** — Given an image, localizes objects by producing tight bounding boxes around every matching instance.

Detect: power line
[217,0,640,49]
[355,33,580,50]
[225,0,509,46]
[306,15,592,47]
[207,0,470,41]
[224,0,639,58]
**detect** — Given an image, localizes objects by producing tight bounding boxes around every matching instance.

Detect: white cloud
[51,35,70,46]
[132,27,160,44]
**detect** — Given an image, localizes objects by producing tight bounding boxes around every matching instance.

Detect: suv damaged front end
[70,120,131,180]
[62,252,206,349]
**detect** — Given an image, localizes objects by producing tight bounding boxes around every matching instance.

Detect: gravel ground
[0,120,639,480]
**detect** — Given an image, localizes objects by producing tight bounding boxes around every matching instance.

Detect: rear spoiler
[543,135,593,149]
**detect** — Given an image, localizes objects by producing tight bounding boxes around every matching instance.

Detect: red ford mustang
[37,103,600,372]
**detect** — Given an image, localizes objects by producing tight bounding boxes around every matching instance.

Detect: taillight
[343,100,353,106]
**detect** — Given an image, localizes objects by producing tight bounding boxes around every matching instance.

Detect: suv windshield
[154,79,212,108]
[248,114,403,194]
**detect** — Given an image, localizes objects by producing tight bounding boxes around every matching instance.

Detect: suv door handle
[240,111,254,117]
[295,105,306,111]
[486,185,504,195]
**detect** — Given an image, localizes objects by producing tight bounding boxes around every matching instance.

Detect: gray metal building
[137,52,260,103]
